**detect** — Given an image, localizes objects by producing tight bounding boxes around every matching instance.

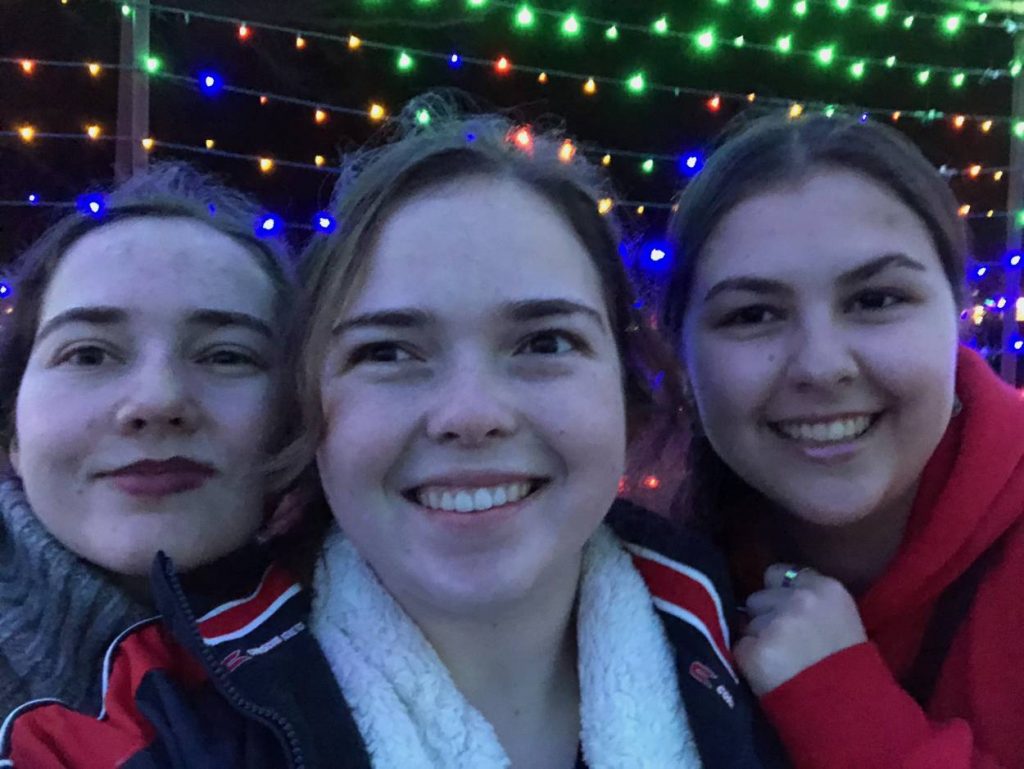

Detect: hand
[734,564,868,696]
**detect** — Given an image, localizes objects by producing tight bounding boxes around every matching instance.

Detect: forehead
[698,168,943,285]
[42,217,277,324]
[348,176,608,317]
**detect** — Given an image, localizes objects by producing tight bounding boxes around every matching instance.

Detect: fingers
[764,563,819,590]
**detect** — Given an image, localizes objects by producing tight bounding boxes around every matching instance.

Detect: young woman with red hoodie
[660,112,1024,769]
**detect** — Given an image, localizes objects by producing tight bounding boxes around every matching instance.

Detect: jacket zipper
[163,562,307,769]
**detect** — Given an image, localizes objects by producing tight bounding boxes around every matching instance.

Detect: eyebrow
[35,305,274,344]
[703,252,928,303]
[332,298,607,336]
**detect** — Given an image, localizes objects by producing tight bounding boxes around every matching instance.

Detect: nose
[424,358,518,448]
[114,354,201,436]
[784,317,858,392]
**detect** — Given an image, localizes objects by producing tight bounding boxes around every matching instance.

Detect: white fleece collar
[311,524,701,769]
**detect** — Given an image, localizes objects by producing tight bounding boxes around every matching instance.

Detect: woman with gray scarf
[0,163,298,715]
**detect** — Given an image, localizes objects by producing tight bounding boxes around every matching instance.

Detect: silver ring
[781,567,810,589]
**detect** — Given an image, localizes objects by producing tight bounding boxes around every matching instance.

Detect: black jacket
[0,502,787,768]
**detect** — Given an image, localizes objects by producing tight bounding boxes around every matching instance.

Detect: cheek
[317,385,409,490]
[14,384,101,470]
[532,371,627,475]
[687,337,775,425]
[205,382,278,452]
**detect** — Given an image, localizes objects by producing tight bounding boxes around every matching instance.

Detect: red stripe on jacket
[7,623,208,768]
[197,565,296,641]
[630,551,733,667]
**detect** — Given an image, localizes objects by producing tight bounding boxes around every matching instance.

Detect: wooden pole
[114,3,150,183]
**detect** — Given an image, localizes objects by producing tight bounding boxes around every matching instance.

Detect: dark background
[1,0,1021,503]
[1,0,1017,261]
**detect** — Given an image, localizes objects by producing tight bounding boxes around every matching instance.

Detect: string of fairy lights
[465,0,1017,83]
[4,68,1023,192]
[471,0,1023,36]
[105,0,1018,100]
[5,0,1023,350]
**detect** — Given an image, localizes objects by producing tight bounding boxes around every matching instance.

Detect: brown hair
[660,111,968,530]
[0,162,300,470]
[275,96,687,576]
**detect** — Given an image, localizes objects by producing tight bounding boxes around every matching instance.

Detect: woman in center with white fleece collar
[284,98,787,769]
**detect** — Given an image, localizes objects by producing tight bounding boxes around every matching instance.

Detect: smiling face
[316,176,626,619]
[681,168,959,528]
[11,217,281,575]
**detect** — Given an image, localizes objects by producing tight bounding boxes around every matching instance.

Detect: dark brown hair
[660,111,968,530]
[0,162,299,469]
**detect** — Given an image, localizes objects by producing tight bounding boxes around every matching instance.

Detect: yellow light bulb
[87,62,102,77]
[601,154,612,166]
[141,136,155,151]
[558,140,576,163]
[18,125,36,142]
[368,103,386,121]
[583,78,596,95]
[315,109,328,124]
[205,138,215,149]
[348,35,362,49]
[597,198,614,215]
[86,124,101,140]
[314,155,326,167]
[259,157,274,173]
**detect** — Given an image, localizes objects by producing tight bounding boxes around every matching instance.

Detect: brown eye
[348,342,415,365]
[719,306,781,327]
[515,330,585,355]
[849,290,905,312]
[58,345,113,367]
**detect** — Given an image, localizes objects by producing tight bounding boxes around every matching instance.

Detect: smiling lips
[413,480,542,513]
[770,414,879,444]
[102,457,216,498]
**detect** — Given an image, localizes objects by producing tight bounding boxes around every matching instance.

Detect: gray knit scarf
[0,476,149,717]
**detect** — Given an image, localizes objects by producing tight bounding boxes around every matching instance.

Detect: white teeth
[775,415,874,443]
[415,481,537,513]
[454,490,474,513]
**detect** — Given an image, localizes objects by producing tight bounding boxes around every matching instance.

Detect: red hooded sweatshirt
[758,347,1024,769]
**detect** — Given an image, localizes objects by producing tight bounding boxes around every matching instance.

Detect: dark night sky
[0,0,1018,268]
[1,0,1021,493]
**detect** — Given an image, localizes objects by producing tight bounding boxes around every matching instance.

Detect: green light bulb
[514,4,535,28]
[696,28,716,51]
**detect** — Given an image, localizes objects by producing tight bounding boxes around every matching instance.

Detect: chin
[780,493,883,528]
